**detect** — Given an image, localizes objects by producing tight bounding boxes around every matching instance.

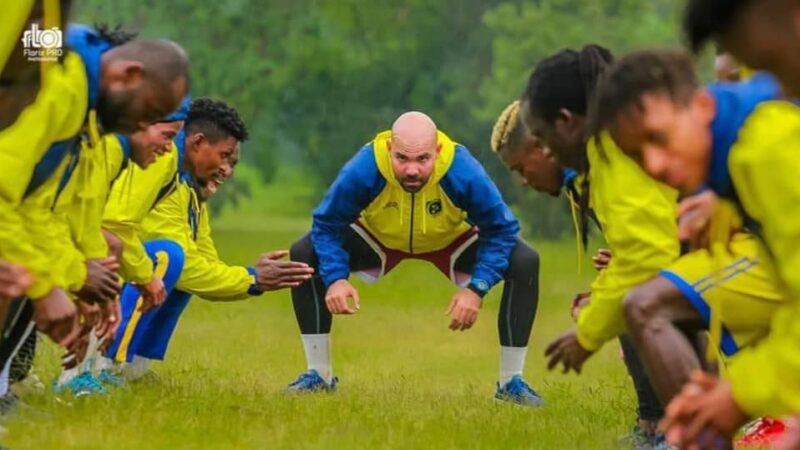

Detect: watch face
[476,280,489,292]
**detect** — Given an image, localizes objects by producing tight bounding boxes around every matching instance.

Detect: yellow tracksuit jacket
[720,100,800,417]
[102,143,180,285]
[576,132,680,351]
[0,51,87,298]
[140,179,258,301]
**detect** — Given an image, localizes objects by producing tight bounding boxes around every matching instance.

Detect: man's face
[523,106,586,171]
[198,146,239,202]
[99,71,187,134]
[501,134,563,196]
[388,140,440,193]
[186,132,238,188]
[127,121,182,168]
[719,0,800,96]
[609,92,715,194]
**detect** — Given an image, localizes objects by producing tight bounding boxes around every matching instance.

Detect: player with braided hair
[103,98,314,379]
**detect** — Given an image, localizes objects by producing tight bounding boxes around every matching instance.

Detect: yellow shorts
[660,234,784,356]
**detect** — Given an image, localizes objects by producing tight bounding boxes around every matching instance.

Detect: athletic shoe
[617,425,671,450]
[97,369,125,388]
[735,417,786,448]
[494,375,543,407]
[52,371,108,397]
[285,369,337,392]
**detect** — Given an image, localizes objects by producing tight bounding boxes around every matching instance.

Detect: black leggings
[290,230,540,347]
[0,298,35,374]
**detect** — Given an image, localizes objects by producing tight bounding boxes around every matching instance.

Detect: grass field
[3,178,639,449]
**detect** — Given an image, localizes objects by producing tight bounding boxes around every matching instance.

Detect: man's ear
[436,143,442,154]
[190,132,206,149]
[693,89,717,124]
[387,141,392,152]
[106,60,145,89]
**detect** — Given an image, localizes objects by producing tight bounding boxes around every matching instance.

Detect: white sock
[0,361,10,396]
[301,334,332,383]
[121,355,151,381]
[58,366,79,386]
[499,346,528,385]
[96,356,114,372]
[81,331,101,373]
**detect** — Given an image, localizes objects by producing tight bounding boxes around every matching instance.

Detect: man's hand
[592,249,612,271]
[445,288,482,331]
[95,299,121,342]
[325,279,359,314]
[0,261,32,301]
[545,329,594,374]
[678,191,718,250]
[33,288,80,347]
[255,250,315,291]
[76,258,121,304]
[662,370,748,450]
[136,276,166,312]
[570,292,591,322]
[76,298,101,331]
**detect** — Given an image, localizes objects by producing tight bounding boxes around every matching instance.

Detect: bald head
[390,111,438,154]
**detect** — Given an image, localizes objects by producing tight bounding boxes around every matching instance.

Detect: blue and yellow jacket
[700,73,800,417]
[311,130,520,292]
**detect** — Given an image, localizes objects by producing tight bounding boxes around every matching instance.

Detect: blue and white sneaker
[285,369,338,393]
[494,375,543,407]
[52,371,108,397]
[97,369,125,388]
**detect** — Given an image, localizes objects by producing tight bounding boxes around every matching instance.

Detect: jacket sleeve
[144,184,258,301]
[311,146,385,288]
[439,147,519,290]
[102,150,177,284]
[0,52,87,299]
[576,135,680,352]
[724,101,800,417]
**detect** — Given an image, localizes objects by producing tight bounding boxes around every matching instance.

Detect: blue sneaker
[285,369,338,392]
[52,371,108,397]
[495,375,543,407]
[97,369,125,388]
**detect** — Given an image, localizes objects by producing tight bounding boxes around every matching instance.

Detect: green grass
[4,216,638,450]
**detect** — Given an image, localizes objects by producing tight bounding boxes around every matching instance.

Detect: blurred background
[75,0,692,239]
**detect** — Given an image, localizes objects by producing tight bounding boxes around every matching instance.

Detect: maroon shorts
[350,221,479,287]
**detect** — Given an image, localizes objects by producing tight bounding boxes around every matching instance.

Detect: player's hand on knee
[137,276,166,312]
[96,299,121,341]
[678,191,718,250]
[76,258,122,304]
[255,250,315,291]
[446,288,481,331]
[325,279,359,314]
[76,298,102,331]
[570,292,591,322]
[0,260,32,301]
[33,288,81,348]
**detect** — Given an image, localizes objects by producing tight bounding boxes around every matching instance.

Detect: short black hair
[683,0,754,53]
[589,49,699,142]
[522,44,614,123]
[186,98,249,143]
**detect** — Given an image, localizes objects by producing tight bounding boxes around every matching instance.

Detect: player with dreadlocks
[103,98,313,380]
[491,98,670,449]
[589,48,799,450]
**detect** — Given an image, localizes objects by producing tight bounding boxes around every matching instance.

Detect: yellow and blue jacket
[139,173,260,301]
[0,46,89,299]
[700,73,800,417]
[311,130,519,293]
[102,132,183,285]
[575,133,680,352]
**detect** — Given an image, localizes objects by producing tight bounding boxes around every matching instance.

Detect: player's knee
[623,283,664,329]
[289,234,315,264]
[507,242,539,277]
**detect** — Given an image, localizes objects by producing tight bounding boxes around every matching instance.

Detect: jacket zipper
[408,192,416,254]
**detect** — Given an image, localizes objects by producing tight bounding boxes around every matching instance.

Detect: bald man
[287,112,543,406]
